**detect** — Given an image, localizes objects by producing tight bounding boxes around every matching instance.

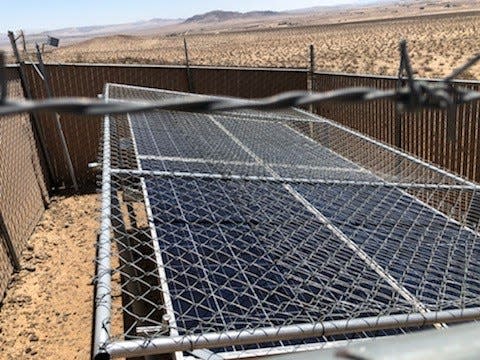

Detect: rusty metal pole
[35,44,79,191]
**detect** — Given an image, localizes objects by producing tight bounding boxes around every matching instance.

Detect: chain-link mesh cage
[0,66,49,298]
[93,84,480,359]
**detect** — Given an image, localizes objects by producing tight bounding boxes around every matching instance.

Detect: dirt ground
[0,194,98,360]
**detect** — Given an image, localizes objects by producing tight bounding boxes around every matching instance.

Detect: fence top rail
[16,61,480,86]
[314,70,480,85]
[22,61,308,73]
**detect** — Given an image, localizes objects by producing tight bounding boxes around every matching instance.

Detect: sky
[0,0,373,33]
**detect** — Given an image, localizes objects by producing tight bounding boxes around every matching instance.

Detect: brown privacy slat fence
[22,63,307,185]
[313,72,480,182]
[21,63,480,187]
[0,66,49,298]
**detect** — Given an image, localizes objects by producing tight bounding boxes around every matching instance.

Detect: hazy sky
[0,0,372,33]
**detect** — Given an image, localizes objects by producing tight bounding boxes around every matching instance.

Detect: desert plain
[37,4,480,80]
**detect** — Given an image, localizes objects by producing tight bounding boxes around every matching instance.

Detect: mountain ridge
[184,10,283,24]
[35,18,183,38]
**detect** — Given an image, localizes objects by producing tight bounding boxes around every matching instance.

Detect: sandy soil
[0,194,98,360]
[42,10,480,80]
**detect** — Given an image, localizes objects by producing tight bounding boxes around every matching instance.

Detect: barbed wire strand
[1,42,480,117]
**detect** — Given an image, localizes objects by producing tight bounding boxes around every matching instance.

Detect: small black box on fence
[47,36,59,47]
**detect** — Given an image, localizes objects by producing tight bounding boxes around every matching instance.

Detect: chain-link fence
[2,4,480,358]
[0,65,49,299]
[313,73,480,182]
[92,84,480,359]
[5,59,480,190]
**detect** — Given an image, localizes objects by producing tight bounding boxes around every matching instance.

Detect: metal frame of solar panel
[94,83,480,360]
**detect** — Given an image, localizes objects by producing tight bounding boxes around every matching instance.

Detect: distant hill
[37,18,182,39]
[288,0,397,13]
[184,10,282,24]
[4,0,477,53]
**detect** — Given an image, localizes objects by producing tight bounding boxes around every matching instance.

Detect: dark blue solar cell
[123,106,480,355]
[294,183,480,306]
[218,117,356,169]
[130,111,258,162]
[144,177,417,346]
[156,223,194,249]
[163,245,198,264]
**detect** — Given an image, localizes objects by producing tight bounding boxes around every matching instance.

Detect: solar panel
[103,83,480,358]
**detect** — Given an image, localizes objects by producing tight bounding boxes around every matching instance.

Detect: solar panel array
[102,84,480,358]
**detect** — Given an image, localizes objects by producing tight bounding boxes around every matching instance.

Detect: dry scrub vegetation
[43,12,480,79]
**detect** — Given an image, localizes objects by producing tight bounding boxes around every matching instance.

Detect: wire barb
[442,52,480,140]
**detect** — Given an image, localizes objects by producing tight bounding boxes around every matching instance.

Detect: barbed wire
[1,41,480,117]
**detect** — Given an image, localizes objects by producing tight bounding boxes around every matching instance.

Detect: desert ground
[0,195,98,359]
[39,10,480,80]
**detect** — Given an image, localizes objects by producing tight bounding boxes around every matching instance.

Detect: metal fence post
[35,44,79,191]
[308,45,315,94]
[8,31,55,195]
[19,30,27,53]
[183,37,195,93]
[0,213,20,271]
[308,45,315,136]
[395,43,407,151]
